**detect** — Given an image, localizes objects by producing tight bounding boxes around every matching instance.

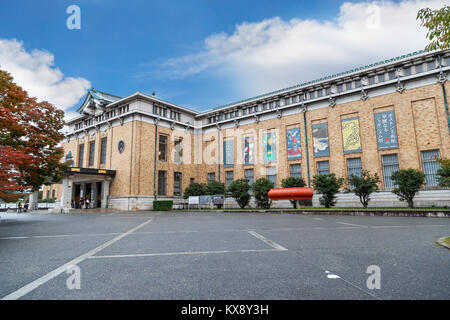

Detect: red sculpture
[268,187,314,201]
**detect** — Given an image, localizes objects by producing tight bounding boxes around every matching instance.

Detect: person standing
[18,202,22,213]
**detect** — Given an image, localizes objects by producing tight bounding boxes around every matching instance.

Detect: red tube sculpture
[268,187,314,201]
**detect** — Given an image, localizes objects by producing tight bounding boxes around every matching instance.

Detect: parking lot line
[247,230,288,251]
[89,248,281,259]
[1,218,154,300]
[336,221,367,227]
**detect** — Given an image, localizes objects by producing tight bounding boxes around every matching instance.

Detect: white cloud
[0,39,90,110]
[159,0,447,98]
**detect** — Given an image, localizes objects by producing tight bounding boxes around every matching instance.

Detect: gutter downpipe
[438,55,450,135]
[154,117,159,201]
[302,103,311,187]
[217,123,221,182]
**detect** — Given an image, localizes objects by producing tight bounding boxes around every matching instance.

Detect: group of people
[17,202,29,213]
[71,198,91,209]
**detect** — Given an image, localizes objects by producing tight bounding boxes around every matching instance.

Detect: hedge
[153,200,173,211]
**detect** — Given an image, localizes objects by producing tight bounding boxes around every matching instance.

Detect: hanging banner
[374,110,398,149]
[263,132,276,163]
[286,128,301,160]
[223,140,234,167]
[243,136,254,165]
[342,117,362,153]
[312,123,330,157]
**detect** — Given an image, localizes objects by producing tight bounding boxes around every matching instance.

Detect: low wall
[104,189,450,210]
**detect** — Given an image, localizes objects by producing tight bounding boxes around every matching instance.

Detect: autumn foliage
[0,69,68,202]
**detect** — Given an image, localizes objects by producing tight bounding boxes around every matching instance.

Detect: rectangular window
[317,160,330,175]
[285,97,291,105]
[427,61,435,71]
[347,158,362,189]
[174,138,183,164]
[389,71,396,80]
[174,172,182,196]
[88,141,95,166]
[266,166,277,187]
[78,144,84,167]
[52,189,56,199]
[225,171,234,189]
[159,135,167,161]
[382,154,399,189]
[326,87,332,95]
[190,178,195,184]
[378,73,385,82]
[421,150,441,187]
[208,172,215,184]
[337,84,343,93]
[403,67,411,76]
[368,76,375,85]
[345,82,352,91]
[290,164,302,178]
[415,64,423,73]
[354,80,361,88]
[245,168,254,185]
[309,91,315,99]
[158,171,167,196]
[100,137,107,164]
[292,96,298,103]
[223,139,234,167]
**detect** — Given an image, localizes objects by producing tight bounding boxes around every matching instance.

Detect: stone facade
[43,49,450,209]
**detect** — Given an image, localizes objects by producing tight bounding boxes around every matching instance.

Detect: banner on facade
[263,132,276,163]
[223,139,234,167]
[374,110,398,149]
[312,123,330,157]
[286,128,301,160]
[243,136,254,165]
[342,117,362,153]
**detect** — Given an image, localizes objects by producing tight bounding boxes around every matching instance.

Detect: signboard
[374,110,398,149]
[188,196,199,205]
[199,195,213,205]
[286,128,301,160]
[223,140,234,167]
[312,123,330,157]
[243,136,254,165]
[212,195,224,205]
[263,132,276,163]
[342,117,362,153]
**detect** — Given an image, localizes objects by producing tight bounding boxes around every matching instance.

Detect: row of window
[206,58,448,124]
[157,171,183,196]
[74,105,130,130]
[77,137,108,167]
[153,105,181,121]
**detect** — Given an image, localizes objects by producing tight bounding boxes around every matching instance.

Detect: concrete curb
[436,237,450,249]
[220,210,450,217]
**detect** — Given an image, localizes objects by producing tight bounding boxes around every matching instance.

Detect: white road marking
[89,248,281,259]
[313,217,323,221]
[247,230,288,251]
[325,271,341,279]
[0,232,123,240]
[370,224,446,229]
[336,221,367,227]
[1,218,153,300]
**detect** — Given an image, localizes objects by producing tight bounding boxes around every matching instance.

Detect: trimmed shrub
[437,157,450,187]
[347,170,380,208]
[183,182,207,199]
[252,178,274,209]
[205,181,226,195]
[312,173,344,208]
[391,169,425,208]
[153,200,173,211]
[227,178,251,208]
[281,176,307,208]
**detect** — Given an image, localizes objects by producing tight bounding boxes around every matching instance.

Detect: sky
[0,0,447,121]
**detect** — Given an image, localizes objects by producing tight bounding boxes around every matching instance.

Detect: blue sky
[0,0,445,116]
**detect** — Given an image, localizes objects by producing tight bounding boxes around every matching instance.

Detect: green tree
[281,176,306,208]
[390,169,426,208]
[312,173,344,208]
[347,170,380,209]
[205,180,225,195]
[436,157,450,187]
[252,178,274,209]
[417,5,450,51]
[183,182,207,199]
[227,179,251,208]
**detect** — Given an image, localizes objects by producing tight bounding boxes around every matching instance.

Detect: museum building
[44,49,450,210]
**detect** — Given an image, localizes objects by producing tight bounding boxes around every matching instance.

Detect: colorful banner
[263,132,276,163]
[223,140,234,167]
[243,136,254,165]
[342,117,362,153]
[312,123,330,157]
[374,111,398,149]
[286,128,301,160]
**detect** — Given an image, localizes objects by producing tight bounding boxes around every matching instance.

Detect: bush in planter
[390,168,425,208]
[312,173,344,208]
[281,176,306,208]
[227,178,251,208]
[252,178,274,209]
[153,200,173,211]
